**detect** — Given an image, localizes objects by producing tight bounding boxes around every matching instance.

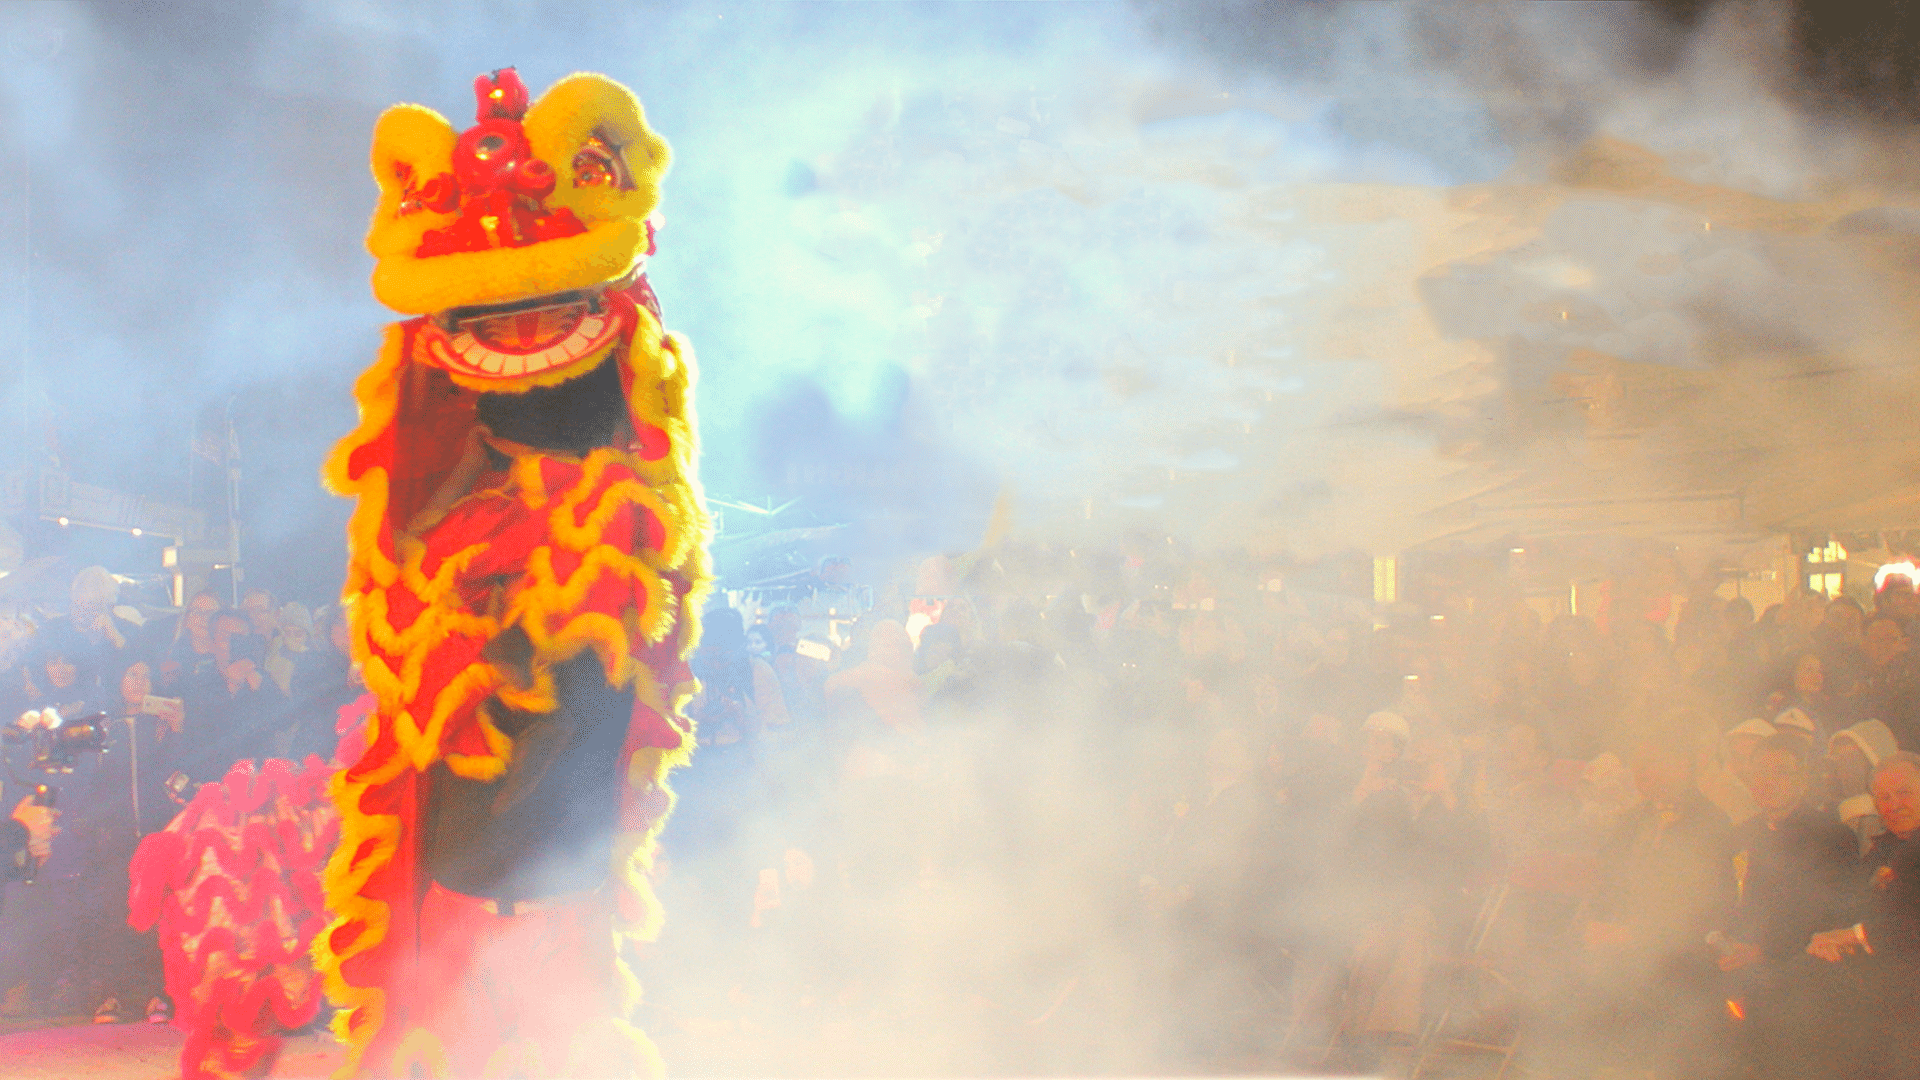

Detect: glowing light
[1808,540,1848,564]
[130,528,142,537]
[1373,555,1397,603]
[56,517,68,527]
[1876,561,1920,593]
[1510,547,1526,554]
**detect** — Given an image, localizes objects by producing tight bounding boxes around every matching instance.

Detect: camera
[4,707,111,773]
[163,770,195,806]
[4,709,110,885]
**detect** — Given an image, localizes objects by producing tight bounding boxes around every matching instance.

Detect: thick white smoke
[1,2,1917,1075]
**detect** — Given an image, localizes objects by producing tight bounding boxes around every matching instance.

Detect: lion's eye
[395,163,424,215]
[571,134,632,190]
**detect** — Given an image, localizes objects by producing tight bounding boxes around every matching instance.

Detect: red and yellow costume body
[128,756,339,1080]
[314,69,709,1078]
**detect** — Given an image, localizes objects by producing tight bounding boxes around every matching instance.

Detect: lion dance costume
[128,756,340,1080]
[314,68,710,1078]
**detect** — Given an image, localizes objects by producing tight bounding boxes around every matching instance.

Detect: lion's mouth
[420,290,632,381]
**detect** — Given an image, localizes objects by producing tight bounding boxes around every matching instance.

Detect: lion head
[365,68,670,391]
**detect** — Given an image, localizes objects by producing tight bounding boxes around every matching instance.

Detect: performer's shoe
[92,997,121,1024]
[144,996,170,1024]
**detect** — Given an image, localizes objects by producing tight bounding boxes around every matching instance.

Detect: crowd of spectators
[0,566,359,1024]
[2,539,1918,1078]
[648,544,1920,1079]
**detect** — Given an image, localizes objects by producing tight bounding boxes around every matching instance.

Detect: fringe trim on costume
[313,768,399,1069]
[317,310,710,1077]
[129,759,336,1080]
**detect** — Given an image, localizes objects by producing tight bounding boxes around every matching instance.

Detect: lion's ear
[524,73,671,231]
[366,104,458,261]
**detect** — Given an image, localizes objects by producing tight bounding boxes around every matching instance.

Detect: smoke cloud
[2,0,1918,1073]
[2,1,1910,579]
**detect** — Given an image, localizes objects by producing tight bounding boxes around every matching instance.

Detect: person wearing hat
[1724,719,1777,778]
[1702,719,1775,826]
[1773,706,1819,757]
[1723,735,1860,965]
[1772,652,1847,746]
[1828,719,1900,854]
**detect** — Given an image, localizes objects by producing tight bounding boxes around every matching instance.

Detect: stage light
[1875,561,1920,592]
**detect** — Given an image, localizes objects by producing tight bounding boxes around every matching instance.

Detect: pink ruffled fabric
[127,700,365,1080]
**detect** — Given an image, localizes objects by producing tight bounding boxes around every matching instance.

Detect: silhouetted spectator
[1804,753,1920,1079]
[1715,735,1860,1079]
[1858,614,1920,750]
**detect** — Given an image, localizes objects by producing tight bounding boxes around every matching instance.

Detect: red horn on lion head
[413,67,585,257]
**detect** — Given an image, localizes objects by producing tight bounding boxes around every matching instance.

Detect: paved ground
[0,1024,343,1079]
[0,1019,1369,1079]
